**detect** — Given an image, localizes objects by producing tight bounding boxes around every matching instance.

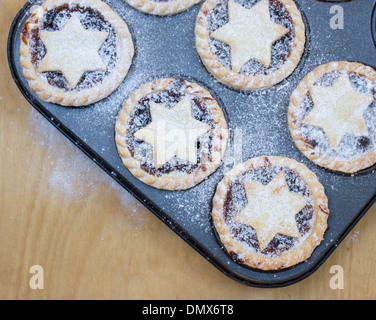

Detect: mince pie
[212,156,329,270]
[289,61,376,173]
[195,0,306,90]
[20,0,134,107]
[115,78,229,191]
[125,0,201,16]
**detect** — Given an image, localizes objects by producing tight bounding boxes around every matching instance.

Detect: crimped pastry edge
[195,0,306,90]
[211,156,329,271]
[124,0,202,16]
[288,61,376,174]
[115,78,229,191]
[20,0,134,107]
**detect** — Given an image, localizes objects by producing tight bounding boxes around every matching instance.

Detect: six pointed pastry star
[38,14,109,89]
[210,0,290,73]
[134,97,212,168]
[234,171,307,251]
[303,73,374,150]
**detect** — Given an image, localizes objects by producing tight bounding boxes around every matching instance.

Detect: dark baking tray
[8,0,376,288]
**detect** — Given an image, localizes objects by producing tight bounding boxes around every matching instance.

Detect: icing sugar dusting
[222,164,315,257]
[29,3,118,92]
[26,106,219,235]
[27,107,147,229]
[294,71,376,160]
[207,0,295,76]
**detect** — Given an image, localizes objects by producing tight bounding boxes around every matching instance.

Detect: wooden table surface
[1,0,376,300]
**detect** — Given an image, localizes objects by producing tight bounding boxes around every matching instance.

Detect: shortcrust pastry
[195,0,306,90]
[289,61,376,173]
[20,0,134,106]
[115,78,229,190]
[212,156,329,270]
[124,0,201,16]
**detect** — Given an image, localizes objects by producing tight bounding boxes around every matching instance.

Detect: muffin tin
[8,0,376,287]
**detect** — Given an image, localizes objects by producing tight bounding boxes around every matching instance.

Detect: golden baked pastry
[195,0,306,90]
[20,0,134,107]
[212,156,329,271]
[124,0,201,16]
[289,61,376,173]
[115,78,229,191]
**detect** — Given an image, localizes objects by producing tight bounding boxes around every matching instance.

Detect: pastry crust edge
[288,61,376,174]
[115,78,229,191]
[124,0,201,16]
[211,156,329,271]
[20,0,134,107]
[195,0,306,90]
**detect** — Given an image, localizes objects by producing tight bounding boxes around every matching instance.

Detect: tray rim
[7,0,376,289]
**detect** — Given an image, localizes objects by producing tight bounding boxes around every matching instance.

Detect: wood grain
[1,0,376,300]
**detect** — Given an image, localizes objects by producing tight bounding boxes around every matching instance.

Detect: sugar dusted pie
[124,0,201,16]
[289,61,376,173]
[212,156,329,271]
[195,0,306,90]
[115,78,229,191]
[20,0,134,107]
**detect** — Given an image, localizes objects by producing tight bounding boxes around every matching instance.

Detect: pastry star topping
[234,171,307,251]
[134,97,212,168]
[210,0,290,73]
[38,15,109,89]
[303,73,374,150]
